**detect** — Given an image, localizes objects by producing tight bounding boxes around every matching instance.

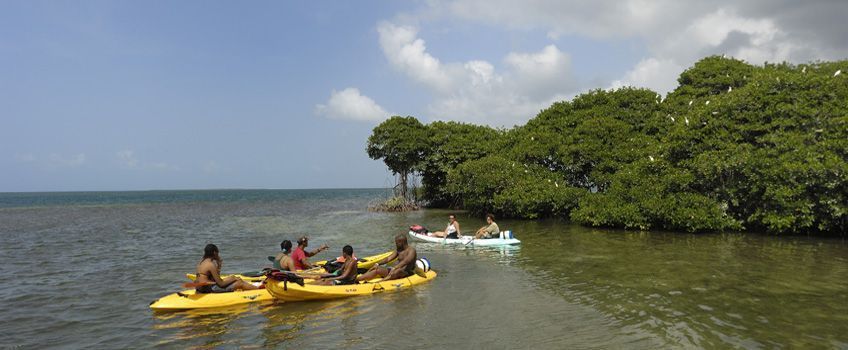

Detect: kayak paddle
[183,281,214,288]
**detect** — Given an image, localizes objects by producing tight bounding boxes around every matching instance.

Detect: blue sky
[3,1,846,192]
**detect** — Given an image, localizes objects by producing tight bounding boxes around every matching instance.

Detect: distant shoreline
[0,187,391,195]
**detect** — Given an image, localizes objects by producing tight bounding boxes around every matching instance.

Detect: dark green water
[0,189,845,349]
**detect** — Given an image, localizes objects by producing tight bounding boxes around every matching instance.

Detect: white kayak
[408,230,521,246]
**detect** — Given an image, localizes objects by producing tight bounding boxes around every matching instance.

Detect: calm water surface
[0,189,845,349]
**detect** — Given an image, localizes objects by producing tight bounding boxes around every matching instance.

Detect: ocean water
[0,189,845,349]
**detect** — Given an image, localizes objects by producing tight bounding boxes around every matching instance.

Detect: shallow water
[0,189,845,349]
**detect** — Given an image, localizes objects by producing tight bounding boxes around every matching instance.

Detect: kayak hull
[408,231,521,246]
[149,288,273,311]
[266,270,437,302]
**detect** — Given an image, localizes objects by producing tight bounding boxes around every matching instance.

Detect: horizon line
[0,187,392,195]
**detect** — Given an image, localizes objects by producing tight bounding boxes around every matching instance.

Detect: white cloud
[610,58,682,93]
[116,150,139,168]
[15,153,36,163]
[116,150,177,171]
[422,0,848,94]
[315,88,392,122]
[14,153,86,168]
[376,22,575,126]
[202,161,227,174]
[377,22,454,92]
[49,153,86,167]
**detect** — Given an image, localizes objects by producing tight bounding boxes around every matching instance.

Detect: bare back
[196,258,221,285]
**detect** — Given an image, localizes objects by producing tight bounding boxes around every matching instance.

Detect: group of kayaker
[194,234,418,293]
[274,236,329,271]
[430,213,501,239]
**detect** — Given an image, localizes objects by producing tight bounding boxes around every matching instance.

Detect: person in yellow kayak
[292,236,329,270]
[196,244,259,293]
[274,240,295,271]
[356,234,417,282]
[473,213,500,239]
[431,214,461,239]
[314,245,358,285]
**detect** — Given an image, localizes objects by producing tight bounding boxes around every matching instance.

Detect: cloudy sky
[3,1,847,192]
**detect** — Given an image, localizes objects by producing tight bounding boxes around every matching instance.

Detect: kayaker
[431,214,461,239]
[274,240,295,271]
[195,244,259,293]
[291,236,329,270]
[356,234,417,282]
[473,213,500,239]
[314,245,358,285]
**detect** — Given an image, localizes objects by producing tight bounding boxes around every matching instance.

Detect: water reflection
[507,221,848,348]
[152,304,255,348]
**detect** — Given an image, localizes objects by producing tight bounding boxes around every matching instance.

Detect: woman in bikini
[431,214,461,238]
[195,244,259,293]
[274,240,295,271]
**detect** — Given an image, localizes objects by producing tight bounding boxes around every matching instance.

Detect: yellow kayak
[149,284,274,311]
[184,250,395,282]
[266,270,437,302]
[151,251,399,311]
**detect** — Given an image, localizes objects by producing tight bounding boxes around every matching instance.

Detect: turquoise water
[0,189,845,349]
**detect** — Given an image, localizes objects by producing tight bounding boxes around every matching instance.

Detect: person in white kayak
[473,213,500,239]
[431,214,461,239]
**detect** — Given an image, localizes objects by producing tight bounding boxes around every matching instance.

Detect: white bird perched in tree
[685,117,690,126]
[706,100,710,105]
[671,116,675,122]
[835,70,842,77]
[728,86,732,92]
[722,53,727,59]
[689,100,694,106]
[649,156,655,162]
[555,182,559,188]
[712,111,718,115]
[801,66,806,73]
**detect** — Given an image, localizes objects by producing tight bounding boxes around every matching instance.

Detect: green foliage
[366,116,429,176]
[419,121,503,206]
[445,155,586,218]
[366,116,430,200]
[571,160,741,232]
[365,57,848,235]
[667,59,848,234]
[509,88,664,190]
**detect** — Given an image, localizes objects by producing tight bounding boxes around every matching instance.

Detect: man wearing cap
[291,236,329,271]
